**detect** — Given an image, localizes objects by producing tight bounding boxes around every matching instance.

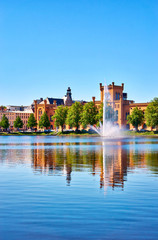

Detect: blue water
[0,136,158,240]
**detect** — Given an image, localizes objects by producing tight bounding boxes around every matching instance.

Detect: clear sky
[0,0,158,105]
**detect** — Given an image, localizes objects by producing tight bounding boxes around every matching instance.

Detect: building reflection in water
[30,140,158,189]
[32,142,102,186]
[100,141,127,190]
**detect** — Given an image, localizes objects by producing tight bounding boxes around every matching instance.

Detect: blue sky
[0,0,158,105]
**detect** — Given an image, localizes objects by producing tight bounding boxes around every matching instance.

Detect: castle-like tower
[99,82,133,128]
[97,82,149,129]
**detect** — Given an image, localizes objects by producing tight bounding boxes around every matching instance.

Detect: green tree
[66,102,83,131]
[97,102,103,123]
[52,106,68,132]
[0,105,6,110]
[127,107,144,131]
[81,102,98,128]
[27,113,37,129]
[145,98,158,129]
[39,112,50,129]
[14,116,24,129]
[0,114,10,130]
[97,102,116,124]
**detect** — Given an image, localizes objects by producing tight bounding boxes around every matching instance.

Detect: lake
[0,136,158,240]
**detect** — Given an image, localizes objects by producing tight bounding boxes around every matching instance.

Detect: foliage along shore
[126,131,158,136]
[0,130,98,137]
[0,130,158,137]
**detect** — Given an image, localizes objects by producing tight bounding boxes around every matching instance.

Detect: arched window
[38,109,42,115]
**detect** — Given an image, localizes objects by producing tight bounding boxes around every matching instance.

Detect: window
[115,110,118,121]
[115,92,120,100]
[38,109,42,115]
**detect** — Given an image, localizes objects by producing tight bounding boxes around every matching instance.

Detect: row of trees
[1,97,158,132]
[127,98,158,130]
[0,113,37,131]
[0,112,52,131]
[52,98,158,132]
[0,102,101,132]
[53,101,101,132]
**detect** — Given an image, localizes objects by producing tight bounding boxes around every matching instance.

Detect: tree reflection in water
[29,140,158,190]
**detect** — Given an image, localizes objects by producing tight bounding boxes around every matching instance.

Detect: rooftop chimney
[92,96,95,103]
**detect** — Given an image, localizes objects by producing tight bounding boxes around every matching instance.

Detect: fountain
[91,83,123,138]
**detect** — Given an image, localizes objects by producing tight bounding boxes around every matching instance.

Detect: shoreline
[0,132,98,137]
[0,131,158,137]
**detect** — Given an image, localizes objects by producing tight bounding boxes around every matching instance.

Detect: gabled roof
[47,98,64,105]
[31,98,43,106]
[39,98,64,106]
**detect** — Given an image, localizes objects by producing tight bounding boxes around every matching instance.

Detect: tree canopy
[66,102,83,131]
[127,107,144,130]
[97,102,103,123]
[52,106,68,132]
[27,113,37,129]
[0,114,10,130]
[81,102,98,128]
[97,102,117,124]
[145,98,158,129]
[14,116,24,129]
[0,105,6,110]
[39,112,50,129]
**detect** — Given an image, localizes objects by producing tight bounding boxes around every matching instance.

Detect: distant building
[0,108,33,130]
[34,83,151,131]
[2,82,150,131]
[31,98,44,113]
[6,105,31,112]
[34,87,75,129]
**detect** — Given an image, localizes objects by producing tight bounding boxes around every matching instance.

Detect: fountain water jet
[91,83,123,138]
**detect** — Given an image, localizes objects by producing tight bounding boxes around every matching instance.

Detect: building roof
[31,98,43,107]
[7,105,28,108]
[130,102,149,107]
[47,98,64,105]
[39,98,64,106]
[0,110,33,114]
